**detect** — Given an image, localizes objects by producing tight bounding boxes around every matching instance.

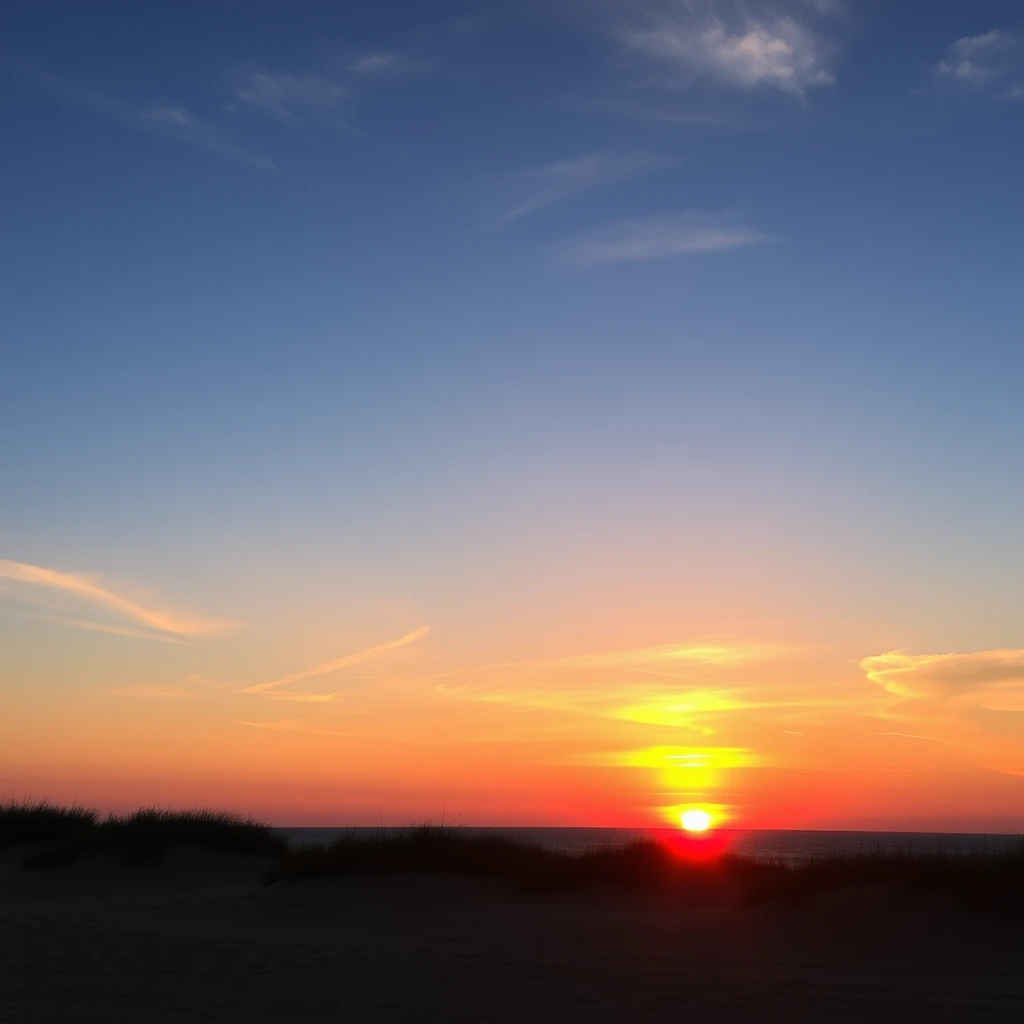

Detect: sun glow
[680,808,712,833]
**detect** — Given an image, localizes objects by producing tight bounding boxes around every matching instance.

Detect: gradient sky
[3,0,1024,830]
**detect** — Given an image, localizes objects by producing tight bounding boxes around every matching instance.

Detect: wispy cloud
[862,649,1024,707]
[497,150,677,226]
[103,686,195,698]
[232,67,348,121]
[242,625,430,694]
[620,0,842,96]
[0,54,274,171]
[935,30,1019,84]
[144,104,200,130]
[553,210,772,264]
[0,559,233,638]
[347,50,433,78]
[231,45,432,124]
[428,637,811,726]
[860,648,1024,775]
[258,690,344,703]
[25,613,203,647]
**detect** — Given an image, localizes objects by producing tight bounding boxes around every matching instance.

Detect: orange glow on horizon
[6,564,1024,832]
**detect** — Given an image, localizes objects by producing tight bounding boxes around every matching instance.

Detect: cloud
[0,54,274,171]
[232,67,348,120]
[861,649,1024,705]
[497,150,677,225]
[242,625,430,694]
[257,691,343,703]
[428,637,814,727]
[620,1,841,95]
[347,50,432,78]
[553,210,772,264]
[144,104,200,130]
[103,687,194,698]
[0,559,233,638]
[25,613,203,646]
[934,29,1020,85]
[859,649,1024,775]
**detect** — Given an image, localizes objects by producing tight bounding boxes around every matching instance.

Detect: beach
[4,848,1024,1022]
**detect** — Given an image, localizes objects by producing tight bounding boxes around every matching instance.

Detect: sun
[680,809,712,833]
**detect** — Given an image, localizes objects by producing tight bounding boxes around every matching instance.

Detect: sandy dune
[3,850,1024,1022]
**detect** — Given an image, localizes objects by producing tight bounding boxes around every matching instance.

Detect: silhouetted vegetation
[9,806,286,867]
[0,799,98,847]
[263,824,565,887]
[7,802,1024,921]
[742,847,1024,916]
[265,826,785,900]
[265,825,1024,918]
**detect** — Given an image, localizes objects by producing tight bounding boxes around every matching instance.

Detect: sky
[2,0,1024,831]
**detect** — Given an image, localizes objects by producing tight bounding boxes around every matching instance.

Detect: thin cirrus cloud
[241,624,431,694]
[144,104,200,130]
[553,210,772,265]
[619,0,842,96]
[0,559,233,639]
[861,649,1024,707]
[429,637,810,726]
[231,67,349,121]
[496,150,677,226]
[0,53,274,171]
[347,50,433,78]
[231,47,432,122]
[861,649,1024,776]
[103,686,195,699]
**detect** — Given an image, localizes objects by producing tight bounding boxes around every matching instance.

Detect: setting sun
[681,809,712,833]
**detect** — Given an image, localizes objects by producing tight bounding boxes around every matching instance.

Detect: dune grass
[266,825,782,900]
[743,846,1024,914]
[264,824,1024,917]
[264,824,563,887]
[3,804,287,867]
[0,798,99,847]
[6,800,1024,919]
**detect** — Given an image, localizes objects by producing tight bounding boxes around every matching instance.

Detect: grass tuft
[8,800,1024,922]
[0,799,98,848]
[20,807,287,868]
[263,827,734,895]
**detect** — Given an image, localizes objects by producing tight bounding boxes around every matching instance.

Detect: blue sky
[4,2,1024,612]
[3,3,1024,826]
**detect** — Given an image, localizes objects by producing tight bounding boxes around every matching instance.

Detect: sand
[3,848,1024,1022]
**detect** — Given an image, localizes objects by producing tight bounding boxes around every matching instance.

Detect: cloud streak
[0,54,274,171]
[862,649,1024,707]
[497,151,676,225]
[0,559,232,637]
[232,67,348,121]
[26,613,204,646]
[428,637,815,728]
[347,50,433,79]
[242,625,431,694]
[553,210,772,264]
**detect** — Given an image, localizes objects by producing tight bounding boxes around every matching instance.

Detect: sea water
[276,827,1024,863]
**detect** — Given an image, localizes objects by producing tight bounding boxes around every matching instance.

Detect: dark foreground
[4,847,1024,1023]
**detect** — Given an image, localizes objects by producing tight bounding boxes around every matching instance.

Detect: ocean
[276,827,1024,863]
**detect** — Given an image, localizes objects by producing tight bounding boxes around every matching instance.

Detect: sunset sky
[3,0,1024,831]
